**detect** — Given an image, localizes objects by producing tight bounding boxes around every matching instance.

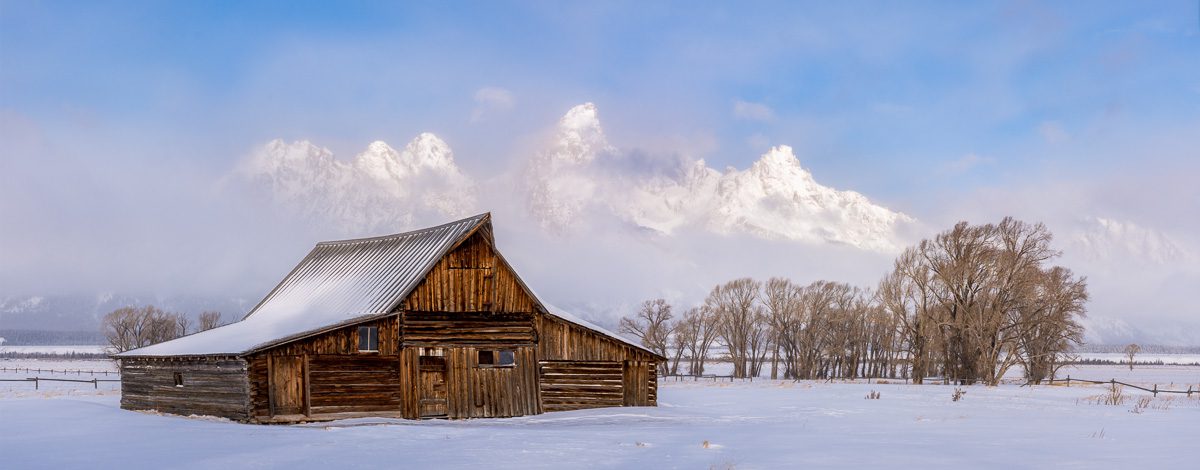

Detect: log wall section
[537,316,661,410]
[120,357,250,420]
[402,311,535,346]
[307,355,401,415]
[538,361,624,411]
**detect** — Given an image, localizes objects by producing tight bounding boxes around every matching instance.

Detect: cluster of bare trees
[621,278,900,380]
[102,306,224,353]
[620,218,1089,385]
[879,218,1088,385]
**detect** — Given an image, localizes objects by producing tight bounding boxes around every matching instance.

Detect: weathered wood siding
[269,355,305,415]
[398,346,539,419]
[247,316,401,419]
[536,316,660,410]
[402,311,535,346]
[120,357,249,420]
[308,355,401,415]
[247,355,270,418]
[622,360,653,406]
[262,316,401,356]
[537,315,657,363]
[538,360,624,411]
[401,230,537,314]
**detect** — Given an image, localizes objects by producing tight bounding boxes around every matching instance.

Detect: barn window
[173,372,183,387]
[478,349,516,367]
[358,326,379,352]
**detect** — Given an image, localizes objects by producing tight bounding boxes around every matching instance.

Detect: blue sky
[2,1,1199,339]
[5,1,1196,190]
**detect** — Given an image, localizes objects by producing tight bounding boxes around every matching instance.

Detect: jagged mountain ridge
[236,133,477,234]
[522,103,915,252]
[235,103,915,251]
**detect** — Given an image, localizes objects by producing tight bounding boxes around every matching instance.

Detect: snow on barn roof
[118,214,489,357]
[116,213,653,358]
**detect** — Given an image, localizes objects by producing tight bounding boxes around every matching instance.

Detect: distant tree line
[620,218,1090,386]
[0,329,106,346]
[101,306,225,353]
[1073,343,1200,354]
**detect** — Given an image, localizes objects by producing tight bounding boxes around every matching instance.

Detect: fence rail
[0,367,118,376]
[1031,375,1196,397]
[662,374,754,383]
[0,377,121,389]
[658,373,1197,397]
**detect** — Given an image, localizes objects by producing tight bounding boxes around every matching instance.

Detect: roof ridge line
[315,213,490,246]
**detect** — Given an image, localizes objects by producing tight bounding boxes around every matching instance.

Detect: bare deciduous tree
[198,311,224,331]
[176,315,192,337]
[620,299,674,374]
[760,278,802,379]
[102,305,184,354]
[1014,267,1088,384]
[679,307,720,375]
[706,278,764,378]
[615,217,1087,386]
[1124,343,1141,371]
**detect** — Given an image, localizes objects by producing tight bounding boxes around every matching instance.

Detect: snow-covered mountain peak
[354,134,459,182]
[746,145,815,184]
[403,132,458,171]
[364,140,396,155]
[522,103,913,251]
[560,102,601,133]
[552,103,611,165]
[235,134,476,234]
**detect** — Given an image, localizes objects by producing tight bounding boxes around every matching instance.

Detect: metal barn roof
[117,213,653,358]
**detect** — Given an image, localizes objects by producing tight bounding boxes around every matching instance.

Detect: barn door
[269,355,305,416]
[418,355,448,418]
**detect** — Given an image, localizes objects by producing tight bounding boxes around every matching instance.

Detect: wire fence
[659,373,1198,397]
[0,377,121,389]
[1030,375,1197,397]
[662,374,755,383]
[0,367,118,376]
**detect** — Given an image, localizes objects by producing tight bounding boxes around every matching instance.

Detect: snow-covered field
[0,345,107,355]
[1,359,1198,469]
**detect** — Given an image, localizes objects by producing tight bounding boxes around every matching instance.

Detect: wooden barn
[115,213,662,423]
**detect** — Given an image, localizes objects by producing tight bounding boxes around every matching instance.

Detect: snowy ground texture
[2,360,1197,469]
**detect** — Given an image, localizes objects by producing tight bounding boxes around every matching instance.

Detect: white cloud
[732,99,775,121]
[1038,121,1069,143]
[1070,216,1194,266]
[471,86,516,122]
